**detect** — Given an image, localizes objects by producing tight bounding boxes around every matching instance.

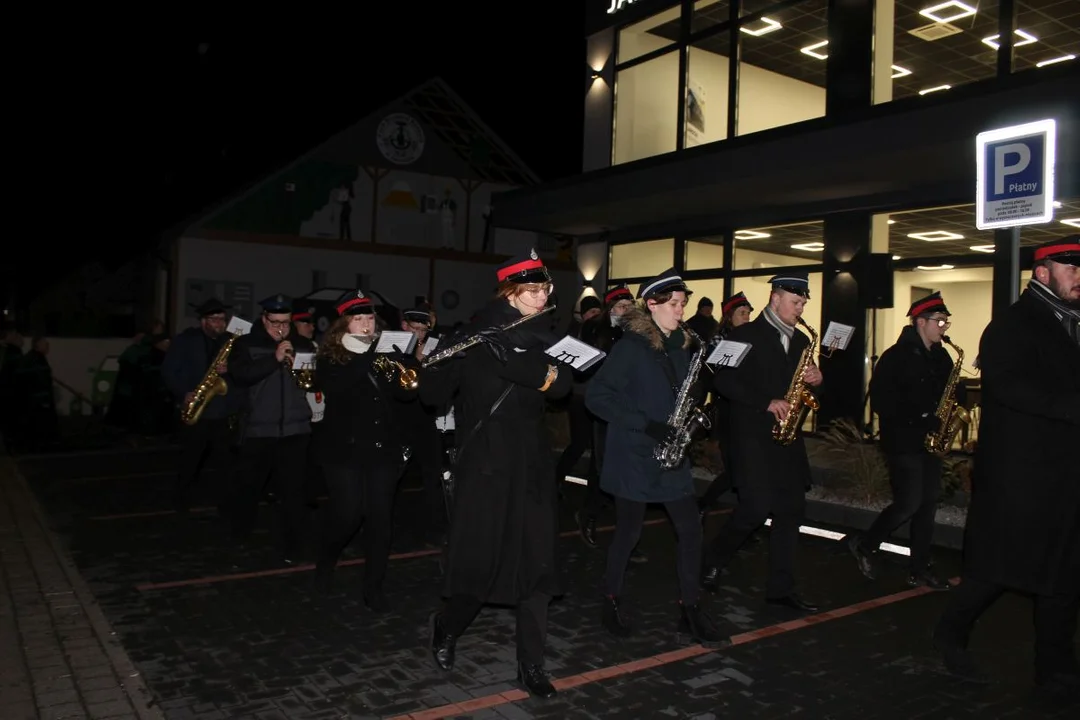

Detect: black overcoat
[419,299,571,605]
[963,289,1080,596]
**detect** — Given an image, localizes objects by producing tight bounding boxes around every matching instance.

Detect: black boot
[517,662,557,698]
[678,602,732,649]
[601,595,633,638]
[429,612,457,671]
[575,511,598,549]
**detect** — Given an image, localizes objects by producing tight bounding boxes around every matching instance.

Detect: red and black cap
[722,291,753,316]
[1033,234,1080,267]
[604,284,633,305]
[335,289,374,316]
[258,294,293,314]
[638,268,691,299]
[402,308,431,325]
[190,297,231,317]
[291,300,316,323]
[768,272,810,299]
[496,248,551,284]
[907,291,950,318]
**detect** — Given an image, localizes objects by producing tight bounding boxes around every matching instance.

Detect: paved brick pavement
[7,446,1078,719]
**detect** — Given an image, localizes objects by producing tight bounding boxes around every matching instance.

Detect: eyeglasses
[264,319,290,328]
[522,283,553,296]
[923,316,951,329]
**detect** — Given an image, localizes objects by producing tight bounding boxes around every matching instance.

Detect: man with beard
[934,236,1079,709]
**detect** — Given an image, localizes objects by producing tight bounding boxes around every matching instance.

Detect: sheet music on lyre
[292,352,315,370]
[706,340,751,368]
[820,322,855,353]
[375,331,417,355]
[226,317,252,335]
[420,335,440,358]
[545,336,606,372]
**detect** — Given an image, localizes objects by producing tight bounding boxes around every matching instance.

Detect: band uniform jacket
[585,307,699,503]
[870,325,960,456]
[419,299,572,605]
[963,288,1080,597]
[227,323,316,439]
[713,313,819,492]
[313,346,417,468]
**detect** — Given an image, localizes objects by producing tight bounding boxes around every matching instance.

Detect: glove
[476,333,508,364]
[499,349,550,387]
[645,421,675,444]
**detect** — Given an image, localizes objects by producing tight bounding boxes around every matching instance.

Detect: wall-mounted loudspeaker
[859,253,894,309]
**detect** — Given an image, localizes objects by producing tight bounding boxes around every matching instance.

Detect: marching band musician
[422,250,570,699]
[701,272,822,612]
[311,290,418,609]
[161,297,235,512]
[224,294,316,563]
[697,292,754,520]
[585,269,728,647]
[847,292,956,591]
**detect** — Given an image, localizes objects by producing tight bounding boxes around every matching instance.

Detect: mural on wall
[184,279,254,323]
[375,113,426,165]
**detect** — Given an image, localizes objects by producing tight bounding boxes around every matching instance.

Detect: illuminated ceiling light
[735,230,771,240]
[970,244,996,253]
[1053,201,1062,208]
[918,1,977,24]
[887,219,897,224]
[981,29,1038,50]
[741,17,782,36]
[907,230,964,241]
[790,242,825,252]
[891,65,912,78]
[800,40,829,60]
[917,264,955,270]
[1037,54,1076,68]
[892,255,902,260]
[919,84,951,95]
[1061,217,1080,228]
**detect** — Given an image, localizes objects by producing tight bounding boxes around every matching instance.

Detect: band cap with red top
[496,248,551,284]
[907,291,950,318]
[604,283,633,305]
[722,291,753,316]
[1032,234,1080,266]
[334,289,374,316]
[291,300,316,323]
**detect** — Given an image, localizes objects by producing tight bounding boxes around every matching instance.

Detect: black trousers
[862,452,942,570]
[175,416,233,509]
[606,496,702,604]
[405,420,444,537]
[555,393,595,484]
[937,575,1079,683]
[227,434,309,554]
[442,592,551,665]
[706,474,805,598]
[581,419,608,518]
[320,458,400,592]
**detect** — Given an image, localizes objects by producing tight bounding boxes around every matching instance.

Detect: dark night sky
[8,8,586,305]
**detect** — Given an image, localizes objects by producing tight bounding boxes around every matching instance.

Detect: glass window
[733,0,827,137]
[1014,1,1079,73]
[610,238,675,278]
[683,278,727,317]
[686,237,725,270]
[732,271,824,342]
[733,221,824,270]
[614,50,680,164]
[617,5,681,64]
[686,39,731,148]
[691,0,732,35]
[875,0,1000,104]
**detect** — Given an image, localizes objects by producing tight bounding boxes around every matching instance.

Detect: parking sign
[976,119,1056,230]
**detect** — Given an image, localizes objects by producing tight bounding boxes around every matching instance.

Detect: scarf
[1027,279,1080,346]
[342,333,375,354]
[763,306,795,351]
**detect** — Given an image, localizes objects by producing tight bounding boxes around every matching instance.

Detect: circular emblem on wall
[376,113,425,165]
[317,315,331,333]
[441,289,460,310]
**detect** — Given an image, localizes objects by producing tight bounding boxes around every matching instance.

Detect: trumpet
[373,354,419,390]
[278,329,315,390]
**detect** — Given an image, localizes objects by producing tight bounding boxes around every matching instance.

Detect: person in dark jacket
[423,250,571,699]
[225,294,316,562]
[312,290,417,608]
[161,298,235,511]
[685,295,720,347]
[586,269,728,647]
[934,238,1080,706]
[701,272,823,611]
[848,292,958,591]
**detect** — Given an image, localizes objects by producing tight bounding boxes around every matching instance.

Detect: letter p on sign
[993,143,1031,195]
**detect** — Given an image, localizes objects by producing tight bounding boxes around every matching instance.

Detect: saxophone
[653,323,712,469]
[180,333,238,426]
[924,335,971,456]
[772,317,821,445]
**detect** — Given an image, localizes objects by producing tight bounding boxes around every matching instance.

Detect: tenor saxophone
[924,335,971,456]
[180,333,238,425]
[772,317,821,445]
[653,323,712,469]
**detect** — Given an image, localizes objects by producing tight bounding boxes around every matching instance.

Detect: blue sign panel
[983,134,1044,202]
[976,119,1056,230]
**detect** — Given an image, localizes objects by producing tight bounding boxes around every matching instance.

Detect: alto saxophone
[653,323,712,469]
[772,317,821,445]
[924,335,971,456]
[180,333,238,426]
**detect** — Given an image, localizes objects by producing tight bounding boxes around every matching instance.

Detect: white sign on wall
[376,113,426,165]
[607,0,639,13]
[975,118,1056,230]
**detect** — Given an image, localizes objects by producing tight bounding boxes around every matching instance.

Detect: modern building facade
[494,0,1079,435]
